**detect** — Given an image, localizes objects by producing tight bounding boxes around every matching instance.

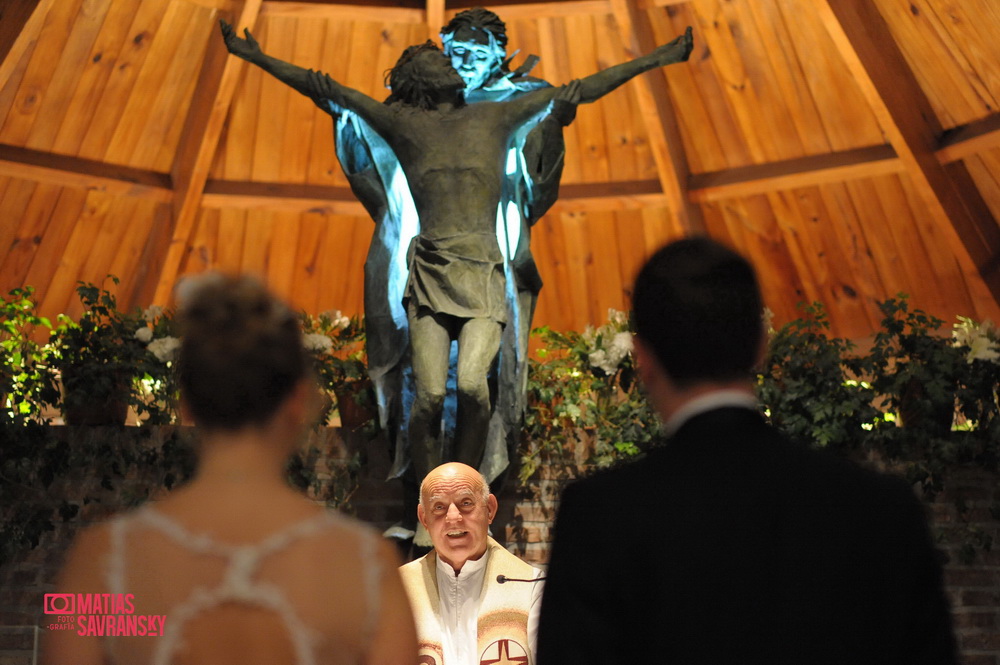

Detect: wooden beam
[447,1,611,20]
[937,113,1000,164]
[179,0,234,9]
[153,0,264,306]
[261,1,423,22]
[609,0,703,233]
[689,145,902,202]
[0,143,172,201]
[818,0,1000,299]
[426,0,445,40]
[200,178,668,213]
[201,179,367,214]
[0,0,53,89]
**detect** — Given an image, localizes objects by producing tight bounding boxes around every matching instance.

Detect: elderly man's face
[443,26,502,92]
[418,463,497,572]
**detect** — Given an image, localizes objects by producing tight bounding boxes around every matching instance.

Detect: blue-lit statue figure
[330,10,579,501]
[219,16,693,534]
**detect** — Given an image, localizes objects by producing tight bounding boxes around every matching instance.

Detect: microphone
[496,574,547,584]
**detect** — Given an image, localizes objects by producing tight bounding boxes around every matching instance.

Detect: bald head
[420,462,489,505]
[418,462,497,572]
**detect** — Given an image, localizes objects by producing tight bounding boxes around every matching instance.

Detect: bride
[43,274,417,665]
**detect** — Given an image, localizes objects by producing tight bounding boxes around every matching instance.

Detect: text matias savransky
[44,593,166,637]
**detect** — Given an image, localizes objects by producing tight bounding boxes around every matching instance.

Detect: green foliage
[0,286,59,424]
[299,311,375,429]
[48,277,179,424]
[757,302,880,453]
[0,426,197,568]
[520,312,664,484]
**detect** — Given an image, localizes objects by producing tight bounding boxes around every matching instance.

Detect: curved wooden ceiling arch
[2,0,1000,339]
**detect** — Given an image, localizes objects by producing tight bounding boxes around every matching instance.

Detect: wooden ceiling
[2,0,1000,339]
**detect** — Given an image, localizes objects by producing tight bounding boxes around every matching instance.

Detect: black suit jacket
[536,407,957,665]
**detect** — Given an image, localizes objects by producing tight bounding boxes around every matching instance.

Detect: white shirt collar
[662,390,759,437]
[435,545,491,579]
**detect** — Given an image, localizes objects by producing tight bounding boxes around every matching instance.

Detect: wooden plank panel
[79,195,140,289]
[663,2,745,173]
[304,17,348,187]
[815,181,888,332]
[555,211,595,332]
[35,188,114,321]
[19,186,87,301]
[533,212,574,332]
[0,178,38,262]
[612,207,650,295]
[0,182,64,293]
[278,17,325,184]
[250,15,296,182]
[776,0,884,150]
[103,0,200,168]
[264,211,300,295]
[0,0,85,145]
[564,13,609,183]
[0,0,54,108]
[238,210,277,284]
[313,214,366,316]
[592,13,642,182]
[179,207,221,276]
[819,0,1000,301]
[78,0,172,161]
[24,0,113,152]
[214,207,248,273]
[745,0,833,155]
[105,199,161,307]
[289,210,328,314]
[874,0,995,129]
[145,6,219,171]
[581,209,627,320]
[50,0,143,156]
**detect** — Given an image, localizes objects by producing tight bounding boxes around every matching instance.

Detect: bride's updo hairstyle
[176,273,308,430]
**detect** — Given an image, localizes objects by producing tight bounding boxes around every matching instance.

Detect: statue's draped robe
[322,71,564,483]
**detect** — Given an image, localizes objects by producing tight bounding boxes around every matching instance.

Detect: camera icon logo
[43,594,75,615]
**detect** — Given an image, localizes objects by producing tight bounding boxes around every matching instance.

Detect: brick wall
[1,428,997,664]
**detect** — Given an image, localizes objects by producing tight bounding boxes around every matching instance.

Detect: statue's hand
[306,68,336,101]
[653,26,694,66]
[551,80,581,126]
[219,19,261,60]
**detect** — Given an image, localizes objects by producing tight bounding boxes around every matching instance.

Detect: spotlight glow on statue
[220,20,694,493]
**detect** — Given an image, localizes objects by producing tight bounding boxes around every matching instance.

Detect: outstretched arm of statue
[502,27,691,126]
[575,26,693,103]
[304,70,394,140]
[220,19,332,101]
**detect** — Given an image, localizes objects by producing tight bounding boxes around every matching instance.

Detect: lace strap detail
[360,529,382,649]
[105,517,128,595]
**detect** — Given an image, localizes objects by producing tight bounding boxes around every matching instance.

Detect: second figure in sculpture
[220,21,694,486]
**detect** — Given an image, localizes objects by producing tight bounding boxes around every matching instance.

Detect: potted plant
[757,302,879,453]
[48,277,148,425]
[0,286,59,425]
[131,304,181,424]
[300,310,374,430]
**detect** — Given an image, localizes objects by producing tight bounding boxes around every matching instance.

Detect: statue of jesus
[220,23,694,484]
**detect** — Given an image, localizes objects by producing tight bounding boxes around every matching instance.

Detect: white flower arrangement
[303,333,334,353]
[134,326,153,343]
[585,309,633,375]
[952,316,1000,364]
[146,336,181,363]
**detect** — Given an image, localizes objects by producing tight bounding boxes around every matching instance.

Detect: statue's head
[441,8,508,91]
[386,40,466,109]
